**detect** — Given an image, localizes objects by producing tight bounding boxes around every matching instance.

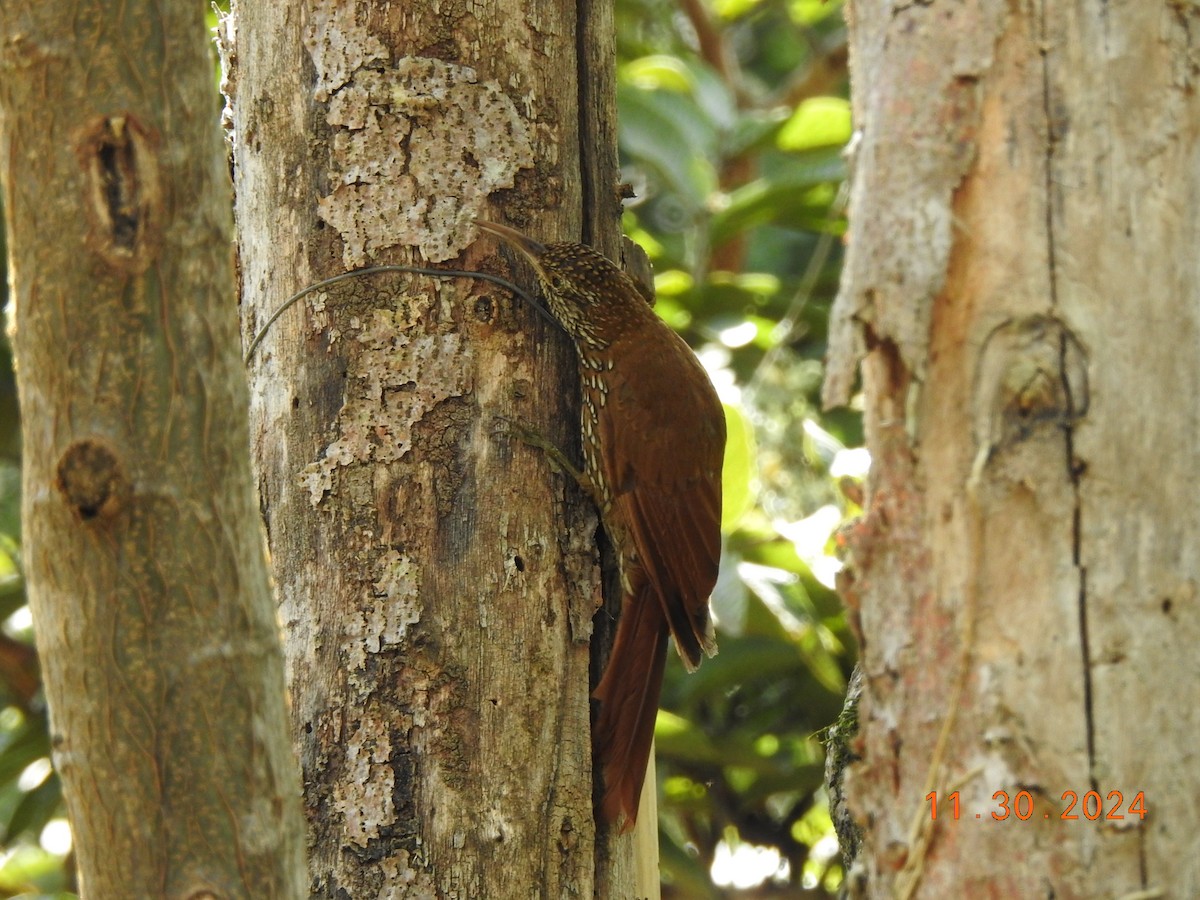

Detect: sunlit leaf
[789,0,845,26]
[622,54,693,93]
[622,214,665,259]
[654,269,694,297]
[721,404,758,530]
[0,841,74,895]
[778,97,852,152]
[714,0,764,19]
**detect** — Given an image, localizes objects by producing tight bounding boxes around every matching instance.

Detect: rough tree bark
[0,0,307,896]
[224,1,652,895]
[826,1,1200,896]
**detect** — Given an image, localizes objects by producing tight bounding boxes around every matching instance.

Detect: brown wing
[598,324,725,668]
[591,324,724,827]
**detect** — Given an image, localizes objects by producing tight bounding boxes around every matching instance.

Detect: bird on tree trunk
[476,220,725,830]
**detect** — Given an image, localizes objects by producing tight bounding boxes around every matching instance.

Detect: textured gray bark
[828,1,1200,896]
[225,1,654,895]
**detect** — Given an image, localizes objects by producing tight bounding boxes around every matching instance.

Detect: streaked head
[475,219,651,349]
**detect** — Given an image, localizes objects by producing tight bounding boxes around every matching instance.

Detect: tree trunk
[826,1,1200,896]
[224,2,651,895]
[0,1,308,896]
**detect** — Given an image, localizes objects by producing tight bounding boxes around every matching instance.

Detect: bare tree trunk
[225,2,651,894]
[0,0,308,896]
[826,1,1200,896]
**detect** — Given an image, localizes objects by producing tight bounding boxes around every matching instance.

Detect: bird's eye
[549,274,570,293]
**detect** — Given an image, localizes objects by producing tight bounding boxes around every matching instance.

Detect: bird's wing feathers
[598,327,725,668]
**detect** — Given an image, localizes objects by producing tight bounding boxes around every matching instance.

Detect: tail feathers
[592,583,669,831]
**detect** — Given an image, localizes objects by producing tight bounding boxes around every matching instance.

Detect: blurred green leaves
[615,0,855,894]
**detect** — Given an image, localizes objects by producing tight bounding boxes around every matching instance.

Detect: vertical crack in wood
[1038,0,1096,787]
[1061,325,1096,791]
[574,6,596,247]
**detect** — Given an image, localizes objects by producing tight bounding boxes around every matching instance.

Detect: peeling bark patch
[822,2,1007,408]
[344,550,421,677]
[298,306,472,505]
[378,851,437,895]
[337,719,396,848]
[77,115,161,272]
[55,438,127,520]
[304,8,535,265]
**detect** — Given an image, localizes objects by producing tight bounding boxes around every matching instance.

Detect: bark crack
[574,8,596,245]
[1039,1,1096,786]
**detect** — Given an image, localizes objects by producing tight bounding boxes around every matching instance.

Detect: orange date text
[925,790,1147,822]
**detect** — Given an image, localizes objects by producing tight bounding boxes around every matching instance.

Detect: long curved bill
[473,219,565,333]
[475,219,548,273]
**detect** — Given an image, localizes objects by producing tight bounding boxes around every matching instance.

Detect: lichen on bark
[304,6,535,265]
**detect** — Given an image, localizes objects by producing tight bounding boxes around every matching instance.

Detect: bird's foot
[493,417,595,497]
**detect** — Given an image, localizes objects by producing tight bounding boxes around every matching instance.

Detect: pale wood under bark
[0,0,308,896]
[827,1,1200,896]
[226,1,654,895]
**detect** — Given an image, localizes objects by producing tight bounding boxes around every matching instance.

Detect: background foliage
[0,0,854,895]
[613,1,857,894]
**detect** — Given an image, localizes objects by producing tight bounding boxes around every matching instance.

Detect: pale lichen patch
[378,852,437,897]
[343,550,423,676]
[303,7,535,265]
[298,300,473,505]
[337,719,395,848]
[304,6,389,103]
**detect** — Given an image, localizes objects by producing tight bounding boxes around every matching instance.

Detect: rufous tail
[592,582,669,831]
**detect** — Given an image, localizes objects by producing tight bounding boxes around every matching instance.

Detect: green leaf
[778,97,852,152]
[4,776,61,843]
[0,576,26,623]
[0,460,20,541]
[721,403,758,531]
[789,0,844,26]
[656,710,724,764]
[675,636,803,698]
[709,155,846,244]
[724,107,792,158]
[689,62,738,134]
[0,715,50,789]
[714,0,764,19]
[0,841,75,896]
[618,83,719,210]
[654,269,695,297]
[623,55,693,93]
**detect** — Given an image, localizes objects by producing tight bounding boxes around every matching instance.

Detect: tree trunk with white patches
[827,2,1200,896]
[224,2,651,895]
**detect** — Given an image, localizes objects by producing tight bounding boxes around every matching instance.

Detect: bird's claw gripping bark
[493,416,594,495]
